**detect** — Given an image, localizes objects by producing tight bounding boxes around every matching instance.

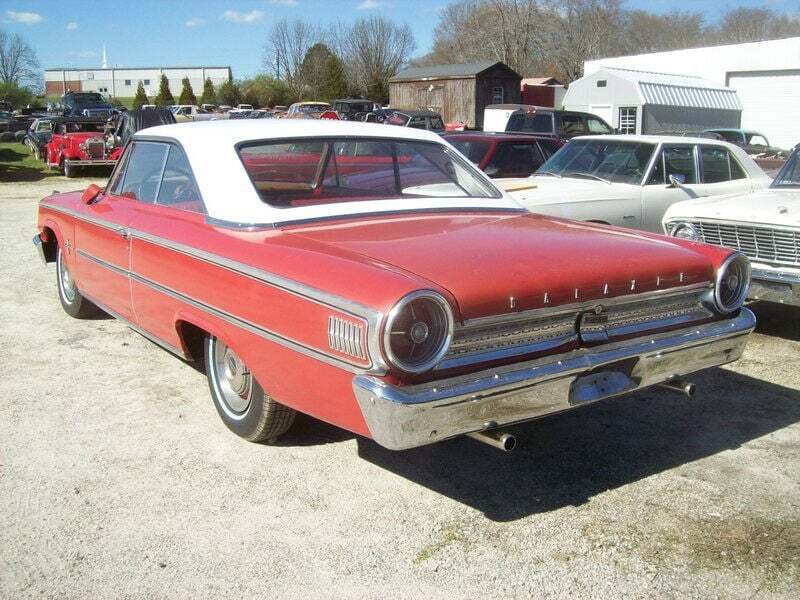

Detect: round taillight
[714,253,751,313]
[382,291,454,374]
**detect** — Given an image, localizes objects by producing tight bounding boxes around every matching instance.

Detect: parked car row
[34,119,765,454]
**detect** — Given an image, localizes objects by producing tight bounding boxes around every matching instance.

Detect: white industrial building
[582,37,800,149]
[563,67,742,135]
[44,66,232,100]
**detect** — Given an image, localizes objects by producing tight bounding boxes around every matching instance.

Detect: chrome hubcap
[58,251,77,303]
[212,341,252,416]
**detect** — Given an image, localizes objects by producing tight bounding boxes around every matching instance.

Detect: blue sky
[3,0,799,79]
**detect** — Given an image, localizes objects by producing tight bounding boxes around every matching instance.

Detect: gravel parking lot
[1,177,799,599]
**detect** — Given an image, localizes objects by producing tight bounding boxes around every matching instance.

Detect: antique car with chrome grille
[45,117,121,177]
[33,120,755,452]
[664,144,800,307]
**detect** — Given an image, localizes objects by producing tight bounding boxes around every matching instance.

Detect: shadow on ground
[354,369,800,521]
[750,301,800,341]
[0,146,112,183]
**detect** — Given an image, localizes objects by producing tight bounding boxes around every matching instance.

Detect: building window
[492,86,504,104]
[597,80,607,87]
[98,87,108,93]
[618,107,637,134]
[87,72,94,80]
[143,79,150,86]
[124,79,131,86]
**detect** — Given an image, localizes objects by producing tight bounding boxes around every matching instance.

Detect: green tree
[178,77,197,105]
[0,81,34,107]
[153,74,175,106]
[319,53,348,101]
[239,75,292,107]
[217,79,241,106]
[298,42,335,99]
[132,81,149,109]
[199,77,217,105]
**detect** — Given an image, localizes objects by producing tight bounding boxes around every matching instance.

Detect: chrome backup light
[383,290,454,374]
[669,222,700,241]
[713,253,751,314]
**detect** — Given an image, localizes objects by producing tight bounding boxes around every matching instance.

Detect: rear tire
[63,160,76,178]
[56,246,99,318]
[204,336,296,443]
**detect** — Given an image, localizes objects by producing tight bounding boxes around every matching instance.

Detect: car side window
[538,139,560,159]
[662,145,697,185]
[700,146,731,183]
[156,145,205,213]
[106,144,132,194]
[730,154,747,180]
[559,114,587,138]
[117,141,170,203]
[408,116,427,129]
[486,143,545,177]
[586,117,612,134]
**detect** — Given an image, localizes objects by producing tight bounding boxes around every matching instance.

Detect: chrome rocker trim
[749,268,800,306]
[64,159,117,167]
[353,308,756,450]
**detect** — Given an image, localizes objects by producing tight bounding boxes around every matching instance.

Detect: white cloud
[221,9,264,23]
[185,17,206,27]
[270,0,298,5]
[66,22,78,30]
[5,10,44,24]
[357,0,380,9]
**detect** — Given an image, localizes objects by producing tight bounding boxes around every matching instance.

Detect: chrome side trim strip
[76,247,374,374]
[752,267,800,285]
[41,201,387,372]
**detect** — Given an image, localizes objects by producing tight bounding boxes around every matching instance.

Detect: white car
[664,146,800,306]
[500,135,771,233]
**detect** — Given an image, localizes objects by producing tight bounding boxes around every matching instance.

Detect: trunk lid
[286,211,713,319]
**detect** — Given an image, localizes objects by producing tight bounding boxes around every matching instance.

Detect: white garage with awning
[582,37,800,151]
[563,67,742,136]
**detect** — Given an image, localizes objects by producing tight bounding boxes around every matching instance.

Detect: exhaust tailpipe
[658,379,696,399]
[466,429,517,452]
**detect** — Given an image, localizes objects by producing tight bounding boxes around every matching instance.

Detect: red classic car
[34,120,755,451]
[443,131,564,178]
[46,117,121,177]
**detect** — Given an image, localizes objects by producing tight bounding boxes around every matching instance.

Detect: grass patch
[0,142,56,182]
[583,515,800,588]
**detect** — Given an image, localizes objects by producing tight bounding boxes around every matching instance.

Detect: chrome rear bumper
[33,234,47,264]
[64,159,117,167]
[750,268,800,306]
[353,309,756,450]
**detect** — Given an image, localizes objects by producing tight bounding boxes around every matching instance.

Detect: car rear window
[506,112,552,134]
[237,137,499,207]
[448,139,491,164]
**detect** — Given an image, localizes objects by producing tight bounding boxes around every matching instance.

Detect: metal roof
[598,67,742,110]
[390,61,511,82]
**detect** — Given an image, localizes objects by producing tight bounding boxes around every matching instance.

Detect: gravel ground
[1,177,799,599]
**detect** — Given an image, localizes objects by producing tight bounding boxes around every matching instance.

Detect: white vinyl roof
[598,67,742,110]
[134,119,517,224]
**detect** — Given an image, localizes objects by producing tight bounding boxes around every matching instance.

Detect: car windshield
[771,151,800,188]
[537,139,656,185]
[237,137,499,208]
[448,139,491,164]
[335,102,371,113]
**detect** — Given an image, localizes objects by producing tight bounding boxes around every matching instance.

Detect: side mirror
[668,174,687,188]
[81,183,103,204]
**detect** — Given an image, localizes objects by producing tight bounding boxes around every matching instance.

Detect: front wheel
[204,336,296,443]
[56,246,99,318]
[63,160,76,178]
